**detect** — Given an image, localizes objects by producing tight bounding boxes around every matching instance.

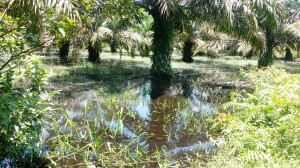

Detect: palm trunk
[59,41,70,65]
[258,28,275,68]
[110,37,117,53]
[139,45,150,57]
[144,45,150,57]
[182,38,194,63]
[258,48,273,68]
[151,10,174,78]
[88,42,100,63]
[284,47,293,61]
[297,43,300,58]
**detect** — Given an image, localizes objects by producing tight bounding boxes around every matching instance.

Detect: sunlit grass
[44,52,300,84]
[201,68,300,167]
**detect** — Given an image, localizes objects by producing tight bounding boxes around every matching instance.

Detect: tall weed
[205,68,300,167]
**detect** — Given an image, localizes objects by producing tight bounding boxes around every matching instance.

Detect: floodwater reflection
[47,76,231,165]
[146,78,218,156]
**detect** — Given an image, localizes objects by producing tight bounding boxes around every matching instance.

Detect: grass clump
[45,93,176,167]
[204,68,300,167]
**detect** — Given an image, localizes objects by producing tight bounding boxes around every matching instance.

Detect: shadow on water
[146,78,218,162]
[46,68,235,166]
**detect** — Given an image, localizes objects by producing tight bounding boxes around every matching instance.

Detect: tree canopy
[1,0,299,73]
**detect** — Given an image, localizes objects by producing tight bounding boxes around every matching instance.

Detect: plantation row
[0,0,299,167]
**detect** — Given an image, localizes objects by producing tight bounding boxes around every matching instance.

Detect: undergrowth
[0,56,53,167]
[203,68,300,167]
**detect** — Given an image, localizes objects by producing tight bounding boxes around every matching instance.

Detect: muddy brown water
[43,75,238,166]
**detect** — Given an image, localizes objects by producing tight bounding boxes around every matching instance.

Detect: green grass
[45,52,300,83]
[200,68,300,167]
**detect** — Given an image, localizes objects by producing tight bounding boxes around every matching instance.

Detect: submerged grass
[45,91,212,167]
[42,54,300,167]
[46,101,149,167]
[43,74,217,167]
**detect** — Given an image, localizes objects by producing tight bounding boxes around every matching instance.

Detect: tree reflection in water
[147,77,217,163]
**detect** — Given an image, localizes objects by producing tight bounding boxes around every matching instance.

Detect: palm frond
[3,0,79,20]
[54,0,80,20]
[144,31,154,45]
[285,10,300,24]
[96,27,113,40]
[90,27,113,46]
[3,0,42,18]
[71,27,89,48]
[189,0,281,51]
[155,0,177,19]
[116,30,144,56]
[285,21,300,38]
[117,30,143,45]
[283,21,300,45]
[236,42,254,57]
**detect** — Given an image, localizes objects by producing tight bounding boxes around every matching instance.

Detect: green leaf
[58,28,66,37]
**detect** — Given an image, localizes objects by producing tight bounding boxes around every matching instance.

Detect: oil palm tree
[134,0,279,78]
[256,1,300,66]
[173,10,198,63]
[88,26,113,62]
[283,7,300,59]
[131,14,153,57]
[206,0,300,65]
[193,23,234,58]
[2,0,80,65]
[248,6,298,65]
[284,20,300,58]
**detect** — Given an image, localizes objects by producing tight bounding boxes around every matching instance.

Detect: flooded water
[44,74,236,166]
